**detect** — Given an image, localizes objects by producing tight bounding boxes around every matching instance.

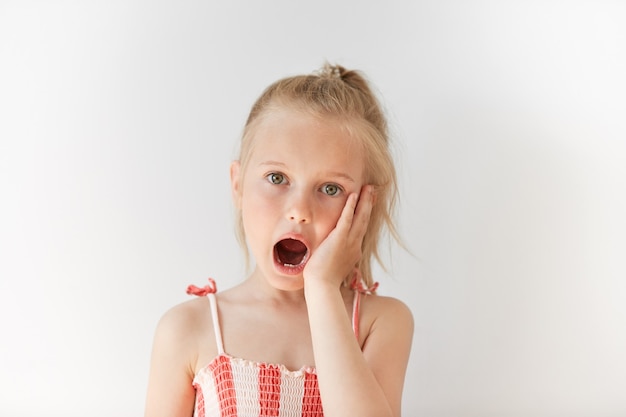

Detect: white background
[1,1,625,416]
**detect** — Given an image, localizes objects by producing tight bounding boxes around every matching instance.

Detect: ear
[230,160,242,209]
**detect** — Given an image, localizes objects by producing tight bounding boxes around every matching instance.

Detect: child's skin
[145,106,414,417]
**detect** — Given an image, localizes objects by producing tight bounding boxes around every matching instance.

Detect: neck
[242,268,308,305]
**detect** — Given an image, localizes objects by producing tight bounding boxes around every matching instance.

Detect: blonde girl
[145,64,414,417]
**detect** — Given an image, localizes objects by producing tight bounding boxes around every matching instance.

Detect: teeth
[283,256,307,268]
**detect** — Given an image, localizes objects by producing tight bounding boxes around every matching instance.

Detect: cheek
[240,185,280,233]
[316,195,349,230]
[242,182,281,211]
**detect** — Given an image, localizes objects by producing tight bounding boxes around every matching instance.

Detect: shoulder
[152,297,215,371]
[361,292,413,322]
[360,294,414,343]
[156,297,210,337]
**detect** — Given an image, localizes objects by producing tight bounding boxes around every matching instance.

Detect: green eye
[322,183,340,196]
[267,173,285,184]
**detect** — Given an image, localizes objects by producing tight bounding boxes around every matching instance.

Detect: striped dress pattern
[186,278,375,417]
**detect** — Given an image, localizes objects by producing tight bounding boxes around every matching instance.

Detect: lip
[273,232,310,276]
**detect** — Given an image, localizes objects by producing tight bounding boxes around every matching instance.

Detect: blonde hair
[234,63,400,288]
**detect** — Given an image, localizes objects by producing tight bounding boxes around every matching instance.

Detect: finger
[336,192,359,231]
[351,185,374,237]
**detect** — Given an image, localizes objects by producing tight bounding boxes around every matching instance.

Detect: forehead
[247,108,365,179]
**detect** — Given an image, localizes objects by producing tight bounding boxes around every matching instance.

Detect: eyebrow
[259,161,356,183]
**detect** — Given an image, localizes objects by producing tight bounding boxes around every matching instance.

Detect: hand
[303,185,375,288]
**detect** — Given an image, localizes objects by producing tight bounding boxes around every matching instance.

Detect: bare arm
[144,305,198,417]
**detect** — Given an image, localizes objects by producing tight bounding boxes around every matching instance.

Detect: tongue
[277,239,307,265]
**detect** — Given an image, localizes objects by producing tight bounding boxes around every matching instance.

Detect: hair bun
[320,63,348,80]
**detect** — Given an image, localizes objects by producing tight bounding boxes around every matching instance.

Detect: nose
[286,190,312,224]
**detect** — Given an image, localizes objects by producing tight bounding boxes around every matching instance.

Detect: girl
[144,64,414,417]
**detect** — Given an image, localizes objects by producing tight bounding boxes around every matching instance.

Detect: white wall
[1,1,625,416]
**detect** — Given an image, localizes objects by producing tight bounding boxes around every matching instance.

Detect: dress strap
[351,291,361,340]
[350,271,379,341]
[206,293,224,354]
[186,278,224,354]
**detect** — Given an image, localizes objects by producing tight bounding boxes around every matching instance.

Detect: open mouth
[274,238,309,267]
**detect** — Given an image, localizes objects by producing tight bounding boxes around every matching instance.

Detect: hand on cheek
[303,185,375,289]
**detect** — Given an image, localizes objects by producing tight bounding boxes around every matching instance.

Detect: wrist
[303,278,341,299]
